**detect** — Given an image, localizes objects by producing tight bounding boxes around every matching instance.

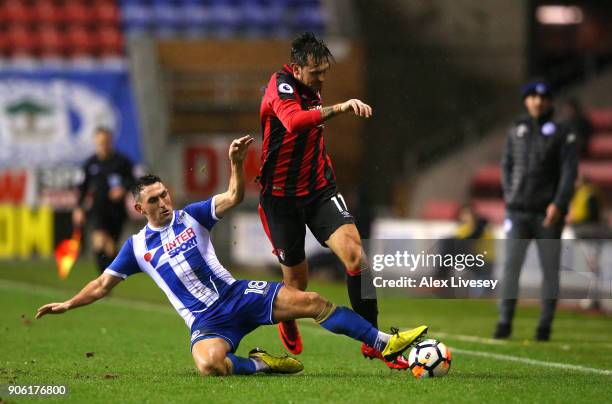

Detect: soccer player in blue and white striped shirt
[36,135,427,376]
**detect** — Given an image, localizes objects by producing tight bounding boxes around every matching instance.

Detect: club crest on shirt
[541,122,556,136]
[516,124,528,138]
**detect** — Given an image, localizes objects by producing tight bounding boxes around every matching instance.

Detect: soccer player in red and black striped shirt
[258,33,408,370]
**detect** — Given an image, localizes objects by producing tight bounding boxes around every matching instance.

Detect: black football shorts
[88,206,126,242]
[258,188,355,266]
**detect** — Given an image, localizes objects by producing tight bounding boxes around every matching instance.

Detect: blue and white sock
[319,306,389,349]
[372,331,391,352]
[227,353,260,375]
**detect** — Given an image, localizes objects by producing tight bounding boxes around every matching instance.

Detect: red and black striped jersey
[259,64,336,197]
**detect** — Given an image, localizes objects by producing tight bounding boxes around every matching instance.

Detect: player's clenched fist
[36,302,70,319]
[337,99,372,118]
[228,135,255,163]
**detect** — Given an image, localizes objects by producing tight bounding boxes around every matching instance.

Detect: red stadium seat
[0,6,6,27]
[470,164,502,198]
[93,0,120,26]
[66,25,97,56]
[38,25,66,58]
[421,199,461,221]
[472,198,505,224]
[587,134,612,160]
[98,26,124,56]
[5,0,34,25]
[0,34,9,57]
[63,1,93,26]
[579,161,612,189]
[588,109,612,132]
[33,0,62,26]
[7,24,37,57]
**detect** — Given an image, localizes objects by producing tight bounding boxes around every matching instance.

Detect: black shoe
[493,322,512,339]
[535,326,551,341]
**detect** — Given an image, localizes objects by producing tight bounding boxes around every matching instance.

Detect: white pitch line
[450,347,612,376]
[4,278,612,376]
[435,331,508,345]
[299,323,612,376]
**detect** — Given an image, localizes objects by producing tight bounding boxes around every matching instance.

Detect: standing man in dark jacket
[73,127,135,274]
[494,80,578,341]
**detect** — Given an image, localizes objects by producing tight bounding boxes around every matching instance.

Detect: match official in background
[73,127,135,274]
[495,80,578,341]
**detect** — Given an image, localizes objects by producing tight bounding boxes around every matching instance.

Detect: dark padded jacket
[501,110,578,214]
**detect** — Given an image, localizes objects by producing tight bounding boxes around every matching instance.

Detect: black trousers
[498,209,563,328]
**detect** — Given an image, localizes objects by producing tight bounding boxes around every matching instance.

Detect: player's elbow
[285,120,302,133]
[284,112,313,133]
[232,190,244,205]
[96,276,118,298]
[225,192,244,211]
[285,120,311,134]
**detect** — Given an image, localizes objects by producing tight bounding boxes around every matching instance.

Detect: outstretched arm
[214,135,255,218]
[271,95,372,133]
[321,99,373,122]
[35,273,122,319]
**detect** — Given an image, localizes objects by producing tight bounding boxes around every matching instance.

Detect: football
[407,339,452,378]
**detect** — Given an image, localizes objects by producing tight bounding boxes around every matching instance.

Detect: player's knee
[196,358,229,377]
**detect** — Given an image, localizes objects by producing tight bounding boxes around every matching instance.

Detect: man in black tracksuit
[494,80,578,341]
[73,127,135,273]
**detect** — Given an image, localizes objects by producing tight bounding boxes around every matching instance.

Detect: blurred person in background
[73,127,135,274]
[436,203,495,297]
[568,174,606,311]
[257,32,403,368]
[495,80,578,341]
[454,203,495,297]
[560,97,593,157]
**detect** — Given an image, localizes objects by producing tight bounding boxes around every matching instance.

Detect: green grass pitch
[1,260,610,403]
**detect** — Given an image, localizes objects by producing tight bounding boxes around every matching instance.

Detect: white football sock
[250,357,269,373]
[373,331,392,352]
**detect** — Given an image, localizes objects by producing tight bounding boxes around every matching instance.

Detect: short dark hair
[94,126,114,137]
[132,174,162,200]
[290,32,335,67]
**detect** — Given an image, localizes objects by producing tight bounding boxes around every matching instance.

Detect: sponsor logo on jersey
[165,227,198,258]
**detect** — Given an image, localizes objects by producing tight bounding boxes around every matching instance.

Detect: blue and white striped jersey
[104,197,236,328]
